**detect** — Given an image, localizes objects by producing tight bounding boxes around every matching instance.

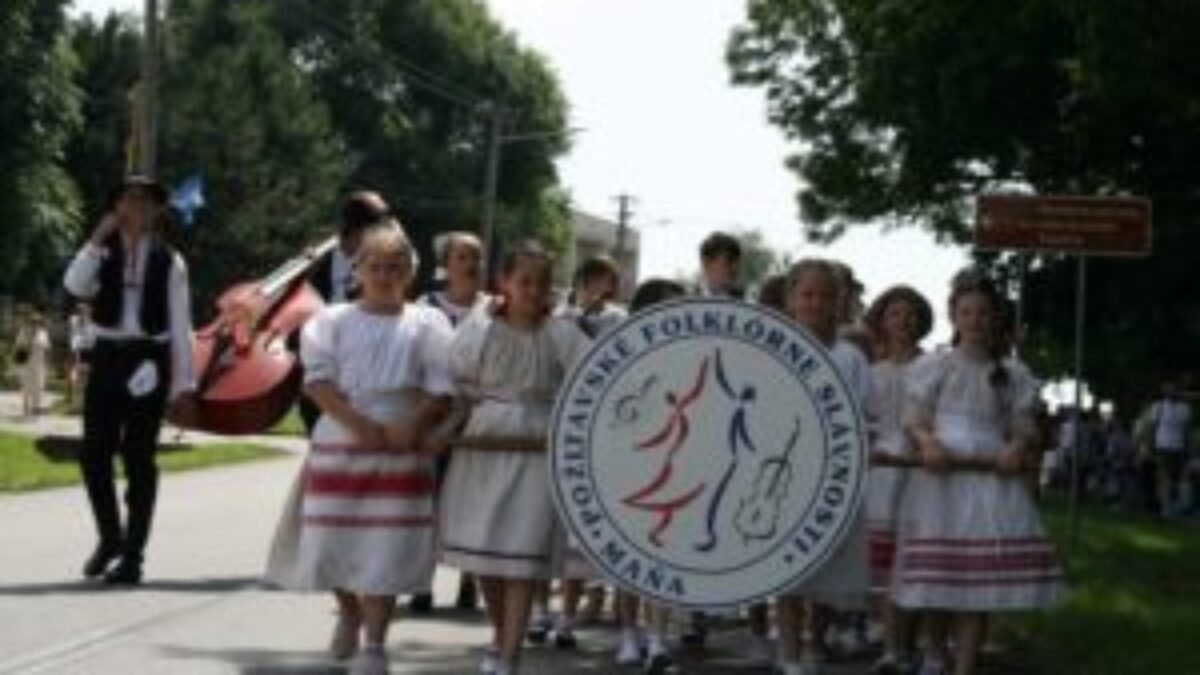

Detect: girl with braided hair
[890,269,1065,675]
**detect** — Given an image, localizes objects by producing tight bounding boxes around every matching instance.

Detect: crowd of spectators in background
[1041,380,1196,518]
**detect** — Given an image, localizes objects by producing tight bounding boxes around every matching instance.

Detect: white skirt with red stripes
[866,460,907,594]
[891,468,1066,610]
[266,409,437,596]
[868,527,898,594]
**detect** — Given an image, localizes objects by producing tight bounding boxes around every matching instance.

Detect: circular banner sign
[550,298,868,609]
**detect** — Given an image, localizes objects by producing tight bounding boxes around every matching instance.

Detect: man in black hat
[307,190,391,304]
[64,175,197,585]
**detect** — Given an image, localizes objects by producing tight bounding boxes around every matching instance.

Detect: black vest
[91,235,173,335]
[309,251,334,302]
[308,249,359,302]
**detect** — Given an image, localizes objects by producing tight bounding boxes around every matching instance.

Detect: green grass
[998,496,1200,675]
[265,406,306,436]
[0,431,283,492]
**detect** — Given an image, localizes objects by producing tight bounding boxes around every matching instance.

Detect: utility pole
[138,0,160,176]
[614,193,635,259]
[480,108,503,283]
[479,114,581,284]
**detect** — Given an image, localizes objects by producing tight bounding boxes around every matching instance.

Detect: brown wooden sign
[976,194,1152,256]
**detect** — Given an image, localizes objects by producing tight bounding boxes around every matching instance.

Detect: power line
[301,1,482,109]
[286,0,489,111]
[614,193,636,257]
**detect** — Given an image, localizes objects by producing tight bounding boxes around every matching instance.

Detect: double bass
[171,238,338,435]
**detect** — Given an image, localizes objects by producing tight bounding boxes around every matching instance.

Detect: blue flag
[170,173,205,227]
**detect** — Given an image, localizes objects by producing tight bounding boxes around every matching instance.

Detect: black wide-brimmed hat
[106,175,169,209]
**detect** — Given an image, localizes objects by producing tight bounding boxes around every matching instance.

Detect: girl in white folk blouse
[268,225,453,675]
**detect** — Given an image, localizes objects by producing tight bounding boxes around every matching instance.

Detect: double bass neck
[258,235,339,302]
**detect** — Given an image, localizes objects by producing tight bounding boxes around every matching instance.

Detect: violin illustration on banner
[733,417,802,544]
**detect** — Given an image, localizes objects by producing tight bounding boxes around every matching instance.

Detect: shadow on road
[32,435,83,462]
[158,645,345,674]
[0,575,261,596]
[31,434,206,463]
[155,626,783,674]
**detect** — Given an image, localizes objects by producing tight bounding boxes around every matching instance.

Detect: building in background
[561,209,640,301]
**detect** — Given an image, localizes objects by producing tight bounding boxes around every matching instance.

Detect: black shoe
[102,557,143,586]
[553,628,577,650]
[680,628,707,649]
[526,618,551,645]
[455,579,478,610]
[645,652,674,674]
[82,541,122,579]
[408,592,434,614]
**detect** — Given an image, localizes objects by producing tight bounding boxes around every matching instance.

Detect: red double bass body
[176,237,338,435]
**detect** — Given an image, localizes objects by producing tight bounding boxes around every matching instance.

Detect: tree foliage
[55,0,570,312]
[0,0,82,302]
[736,229,787,291]
[65,12,141,226]
[270,0,572,282]
[728,0,1200,401]
[161,0,351,310]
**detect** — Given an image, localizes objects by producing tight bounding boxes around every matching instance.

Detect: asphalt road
[0,394,871,674]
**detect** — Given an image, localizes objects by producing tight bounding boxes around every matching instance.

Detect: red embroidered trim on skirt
[302,514,435,528]
[903,536,1050,549]
[310,442,401,456]
[901,551,1059,572]
[305,470,434,496]
[869,534,897,568]
[900,573,1064,586]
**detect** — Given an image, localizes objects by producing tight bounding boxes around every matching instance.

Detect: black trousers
[80,339,170,560]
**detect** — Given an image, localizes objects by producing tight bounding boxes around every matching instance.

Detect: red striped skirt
[287,442,438,595]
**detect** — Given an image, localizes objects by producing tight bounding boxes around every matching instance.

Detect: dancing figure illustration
[621,358,710,547]
[695,347,759,552]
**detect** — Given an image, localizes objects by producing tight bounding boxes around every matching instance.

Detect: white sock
[647,633,667,656]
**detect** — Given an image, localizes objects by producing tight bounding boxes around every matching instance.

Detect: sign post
[1069,257,1087,545]
[976,194,1152,547]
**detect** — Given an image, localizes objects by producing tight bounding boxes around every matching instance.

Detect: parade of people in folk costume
[14,3,1200,675]
[47,175,1074,675]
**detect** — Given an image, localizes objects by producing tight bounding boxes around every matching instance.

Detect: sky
[73,0,969,342]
